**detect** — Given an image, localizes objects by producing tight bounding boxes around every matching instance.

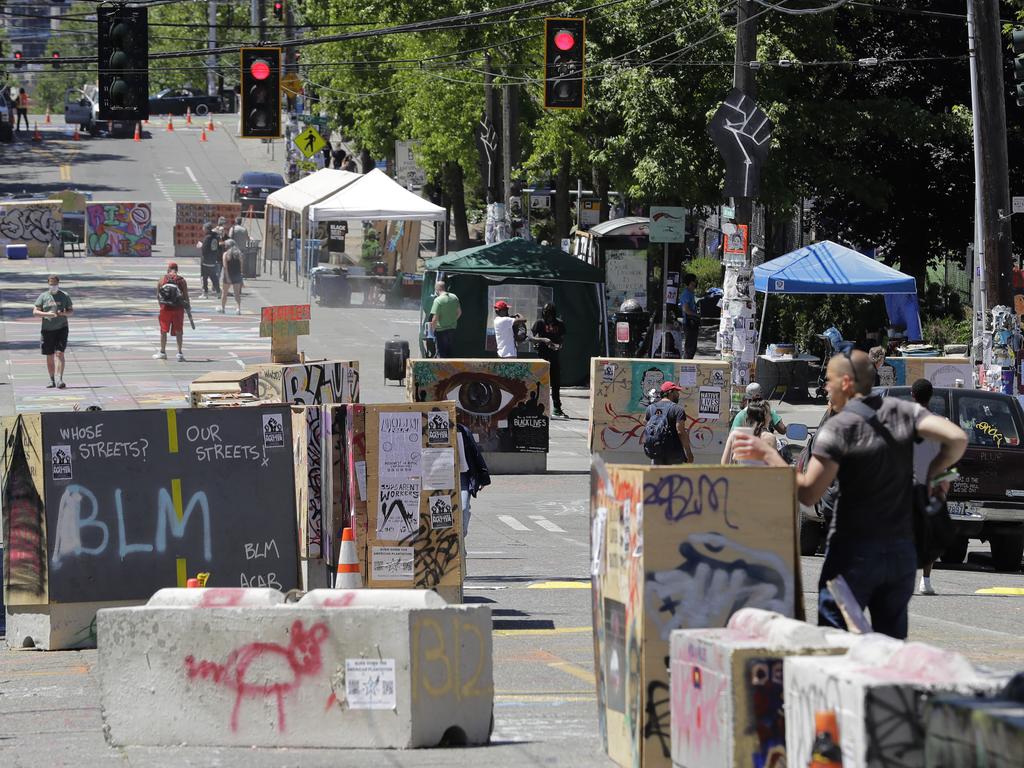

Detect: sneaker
[176,352,185,362]
[553,408,566,418]
[216,306,224,313]
[153,351,166,360]
[57,381,66,389]
[201,291,208,299]
[235,307,242,315]
[46,380,56,388]
[919,577,936,595]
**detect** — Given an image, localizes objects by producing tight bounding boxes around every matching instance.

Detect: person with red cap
[642,381,693,465]
[492,300,524,358]
[154,262,190,362]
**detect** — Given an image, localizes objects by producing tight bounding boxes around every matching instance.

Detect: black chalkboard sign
[41,407,299,603]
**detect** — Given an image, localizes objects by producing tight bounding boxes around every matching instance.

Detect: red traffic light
[14,51,22,59]
[554,29,576,51]
[274,1,283,10]
[250,59,271,81]
[52,52,60,58]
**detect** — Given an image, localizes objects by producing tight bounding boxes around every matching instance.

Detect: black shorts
[41,326,69,355]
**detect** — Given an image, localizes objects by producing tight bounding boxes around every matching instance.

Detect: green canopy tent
[422,238,608,387]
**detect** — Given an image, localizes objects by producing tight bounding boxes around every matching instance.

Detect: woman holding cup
[721,401,777,464]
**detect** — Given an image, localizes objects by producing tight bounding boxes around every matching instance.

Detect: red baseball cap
[660,381,684,394]
[494,300,509,311]
[167,261,179,271]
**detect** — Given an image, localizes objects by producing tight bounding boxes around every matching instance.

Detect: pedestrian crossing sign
[294,126,326,159]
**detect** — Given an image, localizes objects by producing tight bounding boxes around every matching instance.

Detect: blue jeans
[818,536,917,639]
[435,329,456,358]
[460,473,471,535]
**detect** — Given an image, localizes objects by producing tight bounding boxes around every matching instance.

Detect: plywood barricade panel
[589,358,733,465]
[885,356,972,388]
[590,461,800,768]
[247,360,360,405]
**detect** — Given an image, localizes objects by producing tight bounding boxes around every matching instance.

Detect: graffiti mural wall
[0,201,62,257]
[589,358,733,464]
[590,462,799,768]
[86,202,154,257]
[407,358,551,453]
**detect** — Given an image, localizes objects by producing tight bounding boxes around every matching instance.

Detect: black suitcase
[385,338,410,384]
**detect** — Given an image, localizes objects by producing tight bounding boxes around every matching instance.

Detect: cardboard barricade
[2,409,299,650]
[189,370,260,408]
[669,608,856,768]
[784,634,1005,768]
[97,587,493,748]
[883,356,972,388]
[85,202,154,257]
[247,359,359,405]
[407,358,551,473]
[590,461,801,768]
[0,200,63,258]
[589,358,734,465]
[924,675,1024,767]
[173,201,241,258]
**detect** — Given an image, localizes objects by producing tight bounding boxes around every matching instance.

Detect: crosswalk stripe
[529,515,567,533]
[498,515,530,531]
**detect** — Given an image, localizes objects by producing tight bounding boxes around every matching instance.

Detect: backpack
[642,405,676,459]
[158,280,184,307]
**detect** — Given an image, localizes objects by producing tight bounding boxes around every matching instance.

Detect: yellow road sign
[294,125,326,159]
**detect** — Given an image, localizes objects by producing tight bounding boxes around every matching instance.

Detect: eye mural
[408,360,551,453]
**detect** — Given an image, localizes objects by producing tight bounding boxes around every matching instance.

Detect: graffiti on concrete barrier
[747,658,786,768]
[0,205,61,245]
[184,619,329,732]
[645,674,672,759]
[86,203,153,257]
[673,660,727,764]
[863,686,926,768]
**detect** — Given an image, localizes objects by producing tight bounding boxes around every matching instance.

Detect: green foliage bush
[686,256,724,295]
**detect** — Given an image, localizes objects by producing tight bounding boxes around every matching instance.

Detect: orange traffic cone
[166,116,174,132]
[199,128,207,142]
[31,123,41,142]
[72,125,80,141]
[207,117,215,132]
[186,107,192,125]
[334,527,362,589]
[44,109,51,124]
[133,122,141,142]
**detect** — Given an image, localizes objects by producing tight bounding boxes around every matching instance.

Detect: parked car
[63,87,137,137]
[231,171,286,213]
[148,87,220,117]
[799,386,1024,572]
[0,86,13,142]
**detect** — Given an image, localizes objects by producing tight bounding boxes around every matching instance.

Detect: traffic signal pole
[732,0,757,254]
[207,1,218,97]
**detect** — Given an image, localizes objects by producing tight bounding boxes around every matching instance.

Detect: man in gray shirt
[733,350,966,639]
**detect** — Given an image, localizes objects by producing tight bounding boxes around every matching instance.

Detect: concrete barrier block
[669,610,855,768]
[97,602,493,749]
[784,635,1005,768]
[299,589,447,609]
[924,689,1024,768]
[147,587,286,607]
[6,600,139,650]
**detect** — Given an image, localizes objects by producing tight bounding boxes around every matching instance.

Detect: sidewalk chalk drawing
[86,202,153,257]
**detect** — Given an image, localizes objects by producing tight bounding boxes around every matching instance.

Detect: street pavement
[0,118,1022,766]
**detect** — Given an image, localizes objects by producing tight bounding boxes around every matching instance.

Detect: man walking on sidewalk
[679,272,699,359]
[199,223,221,299]
[154,262,190,362]
[33,274,73,388]
[531,303,567,417]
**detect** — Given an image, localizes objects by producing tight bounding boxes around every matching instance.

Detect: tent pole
[757,291,769,356]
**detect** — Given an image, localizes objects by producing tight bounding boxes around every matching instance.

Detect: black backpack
[642,405,676,459]
[158,280,184,307]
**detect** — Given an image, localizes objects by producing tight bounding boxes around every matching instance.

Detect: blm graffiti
[283,363,359,405]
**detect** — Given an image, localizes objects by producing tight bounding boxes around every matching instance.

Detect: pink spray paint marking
[184,620,329,732]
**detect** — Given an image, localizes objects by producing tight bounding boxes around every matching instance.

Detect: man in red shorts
[154,262,190,362]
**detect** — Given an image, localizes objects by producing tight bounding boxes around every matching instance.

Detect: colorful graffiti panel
[86,202,153,257]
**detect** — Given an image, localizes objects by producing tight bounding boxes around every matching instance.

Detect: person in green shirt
[731,382,788,435]
[429,280,461,357]
[33,274,74,389]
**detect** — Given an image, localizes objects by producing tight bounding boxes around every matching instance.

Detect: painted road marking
[495,694,596,703]
[493,626,591,637]
[528,580,590,589]
[185,165,200,184]
[60,163,71,181]
[547,660,595,686]
[975,587,1024,596]
[498,515,529,531]
[529,515,566,533]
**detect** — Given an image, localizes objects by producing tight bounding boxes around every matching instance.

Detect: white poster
[377,480,420,539]
[378,412,422,480]
[605,249,648,310]
[345,658,397,710]
[421,447,455,491]
[371,546,415,581]
[679,365,698,388]
[591,506,607,576]
[924,362,973,388]
[698,387,722,420]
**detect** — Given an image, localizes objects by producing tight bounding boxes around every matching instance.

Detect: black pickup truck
[800,387,1024,571]
[148,87,221,117]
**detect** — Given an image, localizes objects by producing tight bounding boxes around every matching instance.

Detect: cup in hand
[732,427,763,466]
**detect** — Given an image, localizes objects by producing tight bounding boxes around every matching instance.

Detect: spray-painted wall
[0,200,62,257]
[86,202,154,257]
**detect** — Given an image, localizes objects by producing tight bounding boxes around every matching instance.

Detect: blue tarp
[754,240,917,295]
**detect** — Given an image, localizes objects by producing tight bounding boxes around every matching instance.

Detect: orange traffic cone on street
[133,122,141,142]
[166,116,174,132]
[207,117,215,132]
[186,107,192,125]
[44,109,51,124]
[334,527,362,589]
[199,128,207,142]
[72,125,80,141]
[31,123,41,142]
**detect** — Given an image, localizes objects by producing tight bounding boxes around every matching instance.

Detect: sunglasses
[839,347,858,383]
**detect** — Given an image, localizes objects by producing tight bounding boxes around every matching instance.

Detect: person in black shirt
[644,381,693,465]
[532,303,567,417]
[199,223,222,299]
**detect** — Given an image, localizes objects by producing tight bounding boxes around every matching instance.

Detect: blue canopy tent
[753,240,922,350]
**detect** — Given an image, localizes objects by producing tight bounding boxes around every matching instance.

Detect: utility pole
[502,81,516,212]
[207,1,218,97]
[285,0,296,112]
[970,0,1013,310]
[732,0,758,252]
[258,0,266,41]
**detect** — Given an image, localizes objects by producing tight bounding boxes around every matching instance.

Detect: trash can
[318,273,351,308]
[242,244,259,278]
[6,244,28,260]
[613,299,650,358]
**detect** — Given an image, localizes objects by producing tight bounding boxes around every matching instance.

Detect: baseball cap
[745,383,764,398]
[167,261,179,271]
[494,300,509,311]
[660,381,684,394]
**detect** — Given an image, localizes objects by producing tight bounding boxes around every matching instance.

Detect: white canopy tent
[308,169,446,223]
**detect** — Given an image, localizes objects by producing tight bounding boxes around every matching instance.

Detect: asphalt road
[0,119,1022,767]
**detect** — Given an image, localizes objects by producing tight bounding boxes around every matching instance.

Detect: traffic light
[52,51,60,70]
[13,50,23,70]
[1013,28,1024,107]
[273,1,284,21]
[240,47,281,138]
[97,5,149,121]
[543,18,585,109]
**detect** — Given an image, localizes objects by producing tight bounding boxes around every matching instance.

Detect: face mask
[48,286,58,294]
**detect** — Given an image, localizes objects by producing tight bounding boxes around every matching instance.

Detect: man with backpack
[199,223,222,299]
[642,381,693,465]
[154,262,190,362]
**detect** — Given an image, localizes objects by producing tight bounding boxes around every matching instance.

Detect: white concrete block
[669,610,855,768]
[97,602,493,749]
[5,599,139,650]
[147,587,285,607]
[299,588,447,609]
[784,635,1005,768]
